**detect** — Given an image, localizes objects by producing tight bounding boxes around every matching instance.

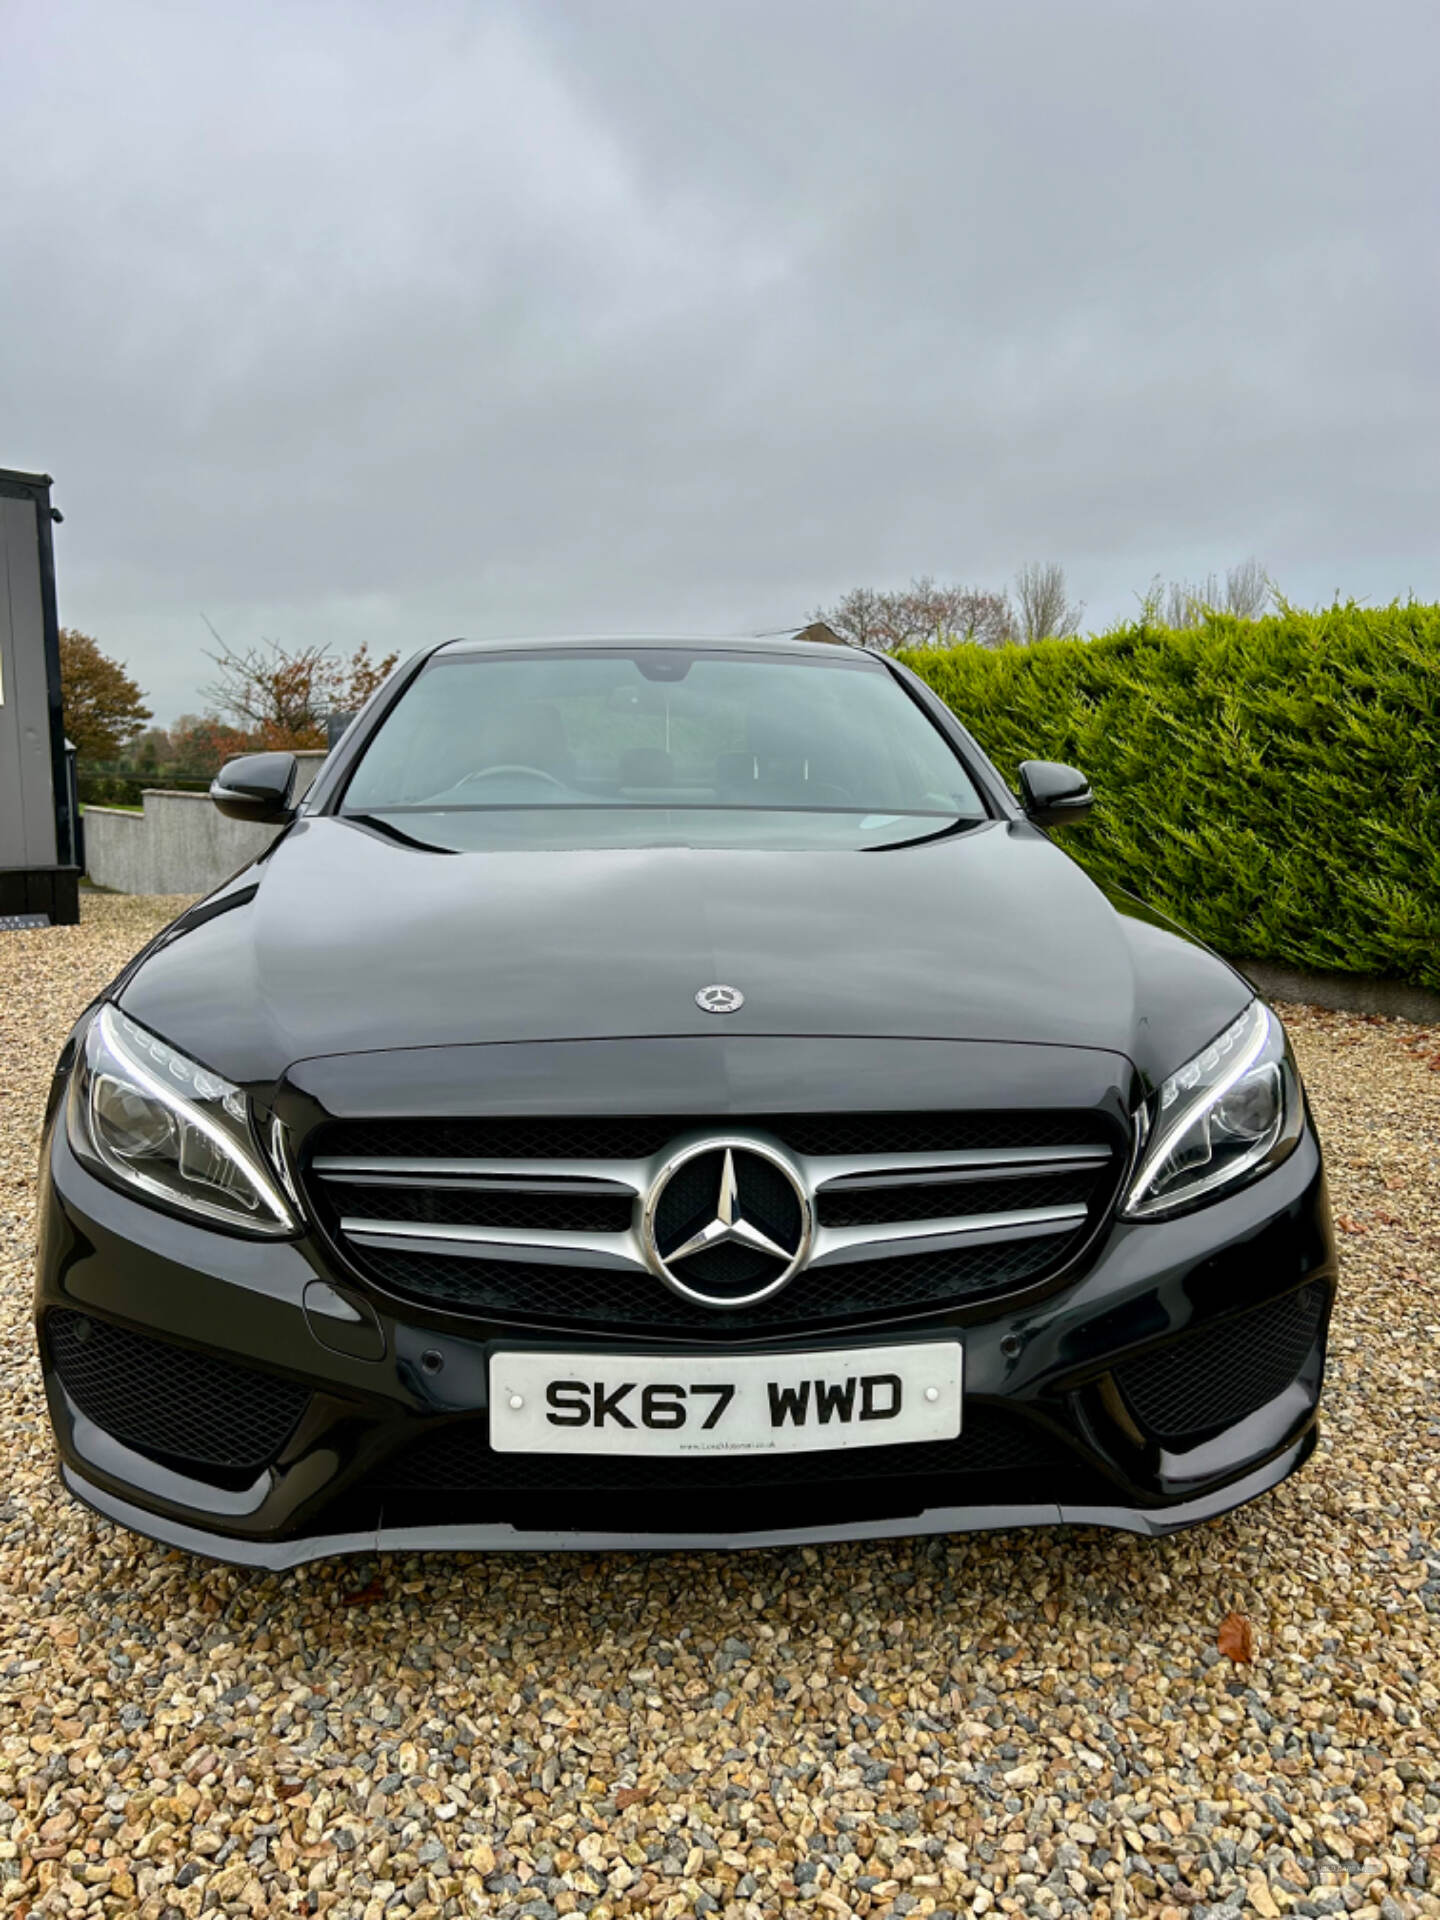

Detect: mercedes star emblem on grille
[695,984,744,1013]
[641,1140,812,1308]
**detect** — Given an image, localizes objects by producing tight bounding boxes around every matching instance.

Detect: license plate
[488,1341,962,1456]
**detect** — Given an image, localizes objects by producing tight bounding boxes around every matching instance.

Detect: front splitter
[62,1434,1313,1570]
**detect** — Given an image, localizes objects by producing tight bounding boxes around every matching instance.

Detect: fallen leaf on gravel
[1217,1611,1255,1663]
[340,1576,385,1606]
[1335,1214,1369,1235]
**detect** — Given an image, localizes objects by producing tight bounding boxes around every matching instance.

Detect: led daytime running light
[74,1005,296,1235]
[1142,1006,1271,1190]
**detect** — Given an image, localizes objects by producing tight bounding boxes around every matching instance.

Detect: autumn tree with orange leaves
[199,639,399,751]
[57,629,153,758]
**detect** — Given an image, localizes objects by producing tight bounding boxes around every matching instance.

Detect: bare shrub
[814,577,1015,651]
[1014,562,1084,643]
[1144,560,1276,627]
[1223,558,1272,618]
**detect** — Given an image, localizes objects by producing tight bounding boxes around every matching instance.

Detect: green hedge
[77,774,211,808]
[900,602,1440,990]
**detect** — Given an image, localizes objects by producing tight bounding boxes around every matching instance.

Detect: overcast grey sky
[3,0,1437,721]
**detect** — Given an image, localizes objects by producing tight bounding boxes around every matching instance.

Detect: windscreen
[340,647,987,850]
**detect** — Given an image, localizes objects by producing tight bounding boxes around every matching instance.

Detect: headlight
[1121,1000,1303,1220]
[68,1005,297,1235]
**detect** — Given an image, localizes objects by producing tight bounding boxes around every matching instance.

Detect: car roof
[432,626,869,662]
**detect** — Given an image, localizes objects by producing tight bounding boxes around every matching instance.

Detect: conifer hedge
[900,603,1440,989]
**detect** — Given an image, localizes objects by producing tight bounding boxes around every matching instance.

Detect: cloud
[3,0,1438,717]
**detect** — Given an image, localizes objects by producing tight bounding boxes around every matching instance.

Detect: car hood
[117,814,1250,1089]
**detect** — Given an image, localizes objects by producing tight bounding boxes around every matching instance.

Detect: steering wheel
[453,764,567,790]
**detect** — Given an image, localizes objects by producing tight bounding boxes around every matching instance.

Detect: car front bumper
[35,1118,1337,1568]
[60,1436,1317,1569]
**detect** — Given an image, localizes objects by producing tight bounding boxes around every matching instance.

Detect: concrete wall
[1234,956,1440,1026]
[84,752,327,897]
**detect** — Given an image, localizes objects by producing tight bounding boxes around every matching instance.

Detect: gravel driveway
[2,894,1437,1920]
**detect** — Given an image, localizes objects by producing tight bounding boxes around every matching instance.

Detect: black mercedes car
[35,631,1335,1566]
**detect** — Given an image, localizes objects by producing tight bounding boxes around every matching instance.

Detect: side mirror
[1018,759,1093,827]
[210,752,298,825]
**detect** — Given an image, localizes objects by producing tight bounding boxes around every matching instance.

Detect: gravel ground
[2,892,1437,1920]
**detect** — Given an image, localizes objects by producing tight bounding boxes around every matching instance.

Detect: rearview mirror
[1018,759,1093,827]
[210,752,298,825]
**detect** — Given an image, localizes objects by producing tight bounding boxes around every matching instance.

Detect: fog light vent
[46,1309,309,1473]
[1113,1283,1327,1447]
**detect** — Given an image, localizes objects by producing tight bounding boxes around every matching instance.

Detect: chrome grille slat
[338,1203,1088,1271]
[313,1154,650,1192]
[322,1170,636,1196]
[338,1220,649,1269]
[813,1151,1110,1193]
[809,1205,1090,1267]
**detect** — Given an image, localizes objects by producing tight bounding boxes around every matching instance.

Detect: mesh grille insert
[1114,1284,1327,1446]
[46,1309,310,1474]
[374,1405,1069,1494]
[336,1185,633,1233]
[315,1109,1114,1163]
[357,1232,1084,1333]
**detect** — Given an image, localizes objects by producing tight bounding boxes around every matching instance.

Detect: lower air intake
[374,1404,1068,1494]
[1114,1283,1328,1447]
[46,1309,310,1475]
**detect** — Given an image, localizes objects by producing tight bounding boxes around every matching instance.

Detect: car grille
[306,1108,1123,1334]
[1113,1283,1328,1447]
[374,1403,1070,1493]
[45,1309,310,1476]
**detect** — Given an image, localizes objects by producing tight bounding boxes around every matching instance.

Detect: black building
[0,468,79,925]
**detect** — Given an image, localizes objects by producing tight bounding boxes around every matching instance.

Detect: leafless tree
[1222,558,1271,618]
[813,577,1015,651]
[1013,562,1083,643]
[817,587,890,650]
[903,576,1017,647]
[1145,559,1275,627]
